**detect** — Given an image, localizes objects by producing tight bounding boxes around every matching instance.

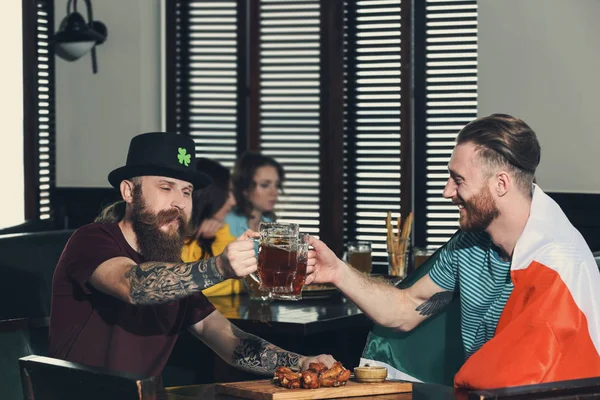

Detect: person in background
[181,158,241,296]
[225,152,285,236]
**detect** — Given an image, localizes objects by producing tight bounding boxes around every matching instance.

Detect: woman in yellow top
[181,158,242,296]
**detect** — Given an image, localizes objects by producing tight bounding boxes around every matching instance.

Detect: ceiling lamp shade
[54,0,107,73]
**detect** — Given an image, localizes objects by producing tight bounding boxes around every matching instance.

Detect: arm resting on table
[189,310,334,376]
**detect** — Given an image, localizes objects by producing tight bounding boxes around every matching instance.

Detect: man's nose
[442,179,456,199]
[171,192,187,210]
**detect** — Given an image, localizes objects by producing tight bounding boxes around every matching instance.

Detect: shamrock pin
[177,147,191,167]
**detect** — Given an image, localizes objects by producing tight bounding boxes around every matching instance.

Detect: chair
[0,219,55,235]
[0,319,35,400]
[19,355,159,400]
[468,376,600,399]
[0,229,74,320]
[361,231,464,386]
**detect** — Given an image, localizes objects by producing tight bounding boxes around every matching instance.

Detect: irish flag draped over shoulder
[455,185,600,389]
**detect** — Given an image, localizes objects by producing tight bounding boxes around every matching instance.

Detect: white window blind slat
[36,1,54,220]
[345,0,404,267]
[260,0,321,236]
[183,1,239,169]
[424,0,477,248]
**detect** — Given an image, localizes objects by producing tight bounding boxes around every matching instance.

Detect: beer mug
[347,241,373,274]
[249,222,308,301]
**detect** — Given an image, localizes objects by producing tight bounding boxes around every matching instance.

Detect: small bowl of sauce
[354,365,388,383]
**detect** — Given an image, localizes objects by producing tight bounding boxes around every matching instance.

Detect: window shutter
[259,0,321,235]
[422,0,478,248]
[171,1,239,169]
[30,0,55,220]
[345,0,404,268]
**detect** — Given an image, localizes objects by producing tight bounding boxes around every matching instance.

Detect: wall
[0,1,24,228]
[55,0,162,188]
[478,0,600,194]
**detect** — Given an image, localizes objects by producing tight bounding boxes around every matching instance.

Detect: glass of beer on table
[248,222,308,301]
[347,241,373,274]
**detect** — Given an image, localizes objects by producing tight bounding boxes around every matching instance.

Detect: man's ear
[120,180,136,204]
[495,170,510,197]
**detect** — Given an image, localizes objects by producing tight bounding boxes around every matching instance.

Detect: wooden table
[164,377,600,400]
[163,382,457,399]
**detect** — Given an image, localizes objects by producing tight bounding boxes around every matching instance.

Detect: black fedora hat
[108,132,211,189]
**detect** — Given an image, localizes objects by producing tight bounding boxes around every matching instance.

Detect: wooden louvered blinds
[259,0,322,235]
[414,0,478,250]
[167,1,239,170]
[23,0,55,221]
[166,0,414,260]
[344,0,409,269]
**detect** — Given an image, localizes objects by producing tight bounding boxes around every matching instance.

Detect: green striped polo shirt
[428,231,513,359]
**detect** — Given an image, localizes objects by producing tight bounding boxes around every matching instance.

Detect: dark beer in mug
[258,244,301,293]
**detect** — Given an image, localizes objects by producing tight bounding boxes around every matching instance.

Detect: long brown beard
[129,189,189,262]
[458,185,499,232]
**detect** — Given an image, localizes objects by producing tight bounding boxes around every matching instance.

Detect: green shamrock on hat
[177,147,191,167]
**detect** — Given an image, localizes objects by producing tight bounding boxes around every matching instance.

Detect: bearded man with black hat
[49,132,335,381]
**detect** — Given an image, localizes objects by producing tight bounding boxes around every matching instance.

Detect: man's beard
[129,190,189,262]
[456,185,499,232]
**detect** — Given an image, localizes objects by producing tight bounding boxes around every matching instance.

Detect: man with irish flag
[306,114,600,389]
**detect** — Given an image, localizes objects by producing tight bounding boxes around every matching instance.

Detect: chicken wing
[301,371,319,389]
[308,362,327,374]
[318,377,340,387]
[319,362,343,379]
[337,368,351,383]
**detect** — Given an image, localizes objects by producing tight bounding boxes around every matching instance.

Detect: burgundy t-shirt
[49,222,215,377]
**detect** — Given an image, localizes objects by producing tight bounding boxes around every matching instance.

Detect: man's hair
[95,177,142,223]
[95,201,126,223]
[456,114,541,196]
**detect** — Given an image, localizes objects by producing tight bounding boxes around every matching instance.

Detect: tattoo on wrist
[231,324,301,375]
[415,291,453,316]
[125,257,225,305]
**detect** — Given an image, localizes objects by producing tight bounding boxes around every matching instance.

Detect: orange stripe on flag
[455,261,600,389]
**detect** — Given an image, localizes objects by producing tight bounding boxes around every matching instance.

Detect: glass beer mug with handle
[248,222,308,301]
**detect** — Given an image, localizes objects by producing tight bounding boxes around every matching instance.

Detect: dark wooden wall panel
[547,192,600,252]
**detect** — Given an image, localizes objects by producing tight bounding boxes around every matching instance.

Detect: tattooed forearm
[125,257,224,305]
[415,291,454,316]
[230,324,302,376]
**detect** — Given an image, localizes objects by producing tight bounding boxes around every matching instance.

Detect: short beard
[129,188,189,262]
[459,184,500,232]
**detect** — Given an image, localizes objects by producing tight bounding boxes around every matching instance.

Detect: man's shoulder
[64,222,121,251]
[71,222,117,239]
[447,231,491,252]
